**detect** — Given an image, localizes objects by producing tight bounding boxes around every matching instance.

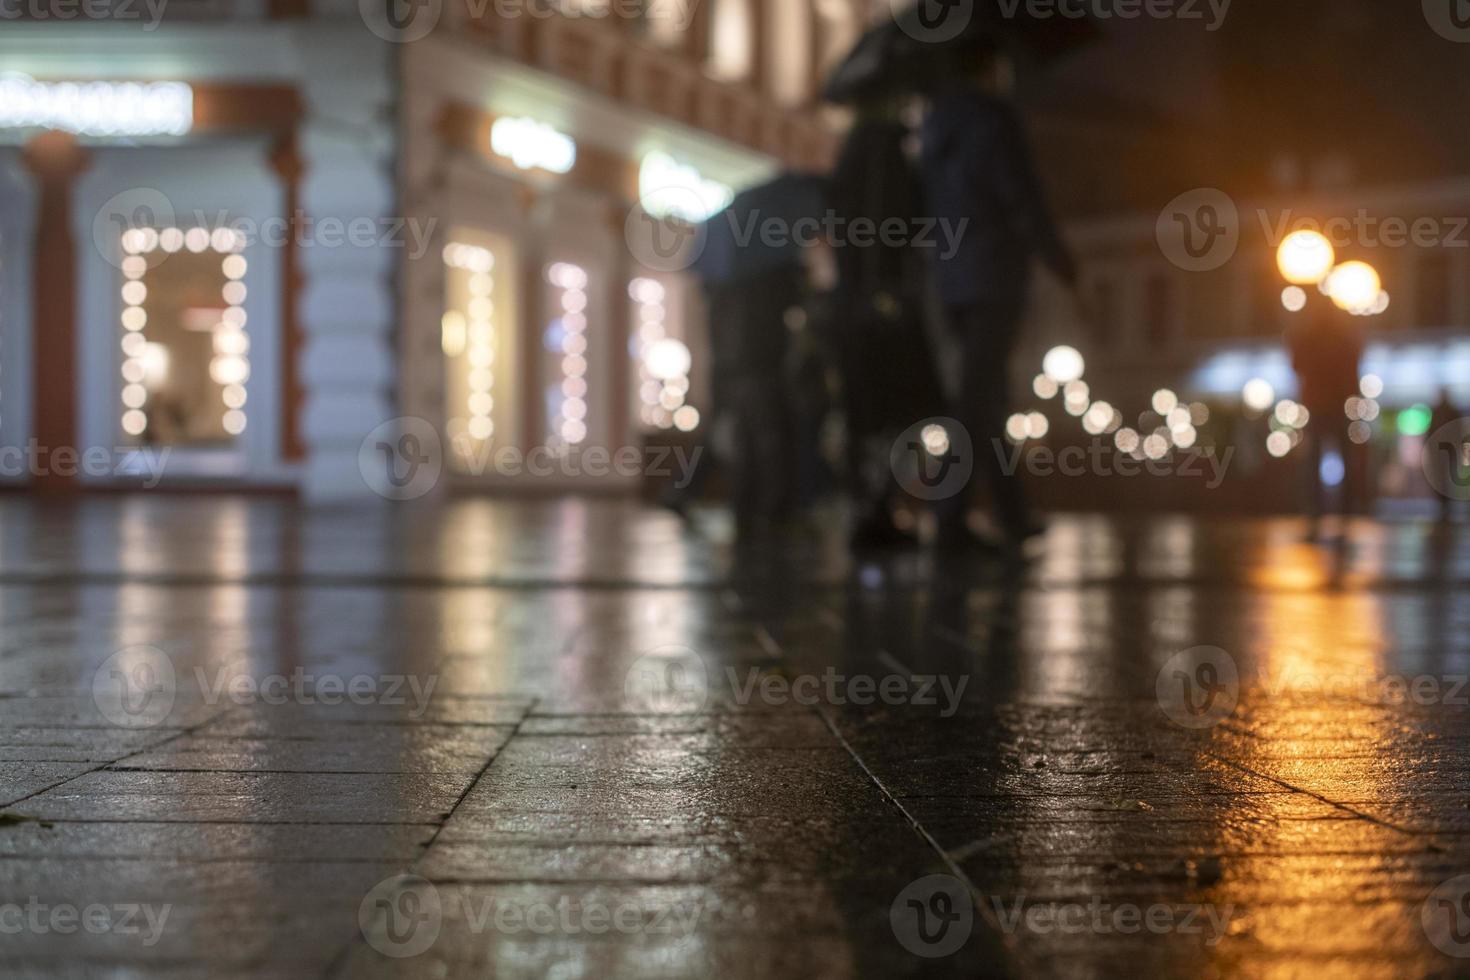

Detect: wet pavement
[2,495,1470,978]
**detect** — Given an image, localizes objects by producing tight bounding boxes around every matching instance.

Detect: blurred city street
[3,496,1470,976]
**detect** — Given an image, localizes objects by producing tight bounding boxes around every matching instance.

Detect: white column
[292,21,398,503]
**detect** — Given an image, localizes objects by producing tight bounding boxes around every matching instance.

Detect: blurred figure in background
[1287,301,1365,539]
[1428,388,1467,523]
[828,94,942,550]
[920,40,1076,552]
[711,264,803,541]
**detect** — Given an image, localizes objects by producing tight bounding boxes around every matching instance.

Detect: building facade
[0,0,864,500]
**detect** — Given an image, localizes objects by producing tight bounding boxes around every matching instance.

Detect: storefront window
[117,226,248,448]
[544,261,591,452]
[629,275,698,433]
[444,236,519,473]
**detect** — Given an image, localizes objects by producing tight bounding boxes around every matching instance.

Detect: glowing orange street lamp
[1325,260,1383,314]
[1276,230,1336,285]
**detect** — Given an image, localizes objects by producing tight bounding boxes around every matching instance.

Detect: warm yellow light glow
[1325,260,1382,313]
[1042,346,1085,384]
[1242,378,1275,413]
[1276,230,1336,285]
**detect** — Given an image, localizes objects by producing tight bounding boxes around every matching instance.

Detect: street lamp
[1276,230,1336,285]
[1324,260,1382,314]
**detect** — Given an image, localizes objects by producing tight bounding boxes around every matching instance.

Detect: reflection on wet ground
[1,496,1469,977]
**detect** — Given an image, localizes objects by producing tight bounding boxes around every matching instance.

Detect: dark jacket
[920,86,1075,310]
[828,118,921,293]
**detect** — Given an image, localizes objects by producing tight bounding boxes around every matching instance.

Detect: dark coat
[920,86,1075,311]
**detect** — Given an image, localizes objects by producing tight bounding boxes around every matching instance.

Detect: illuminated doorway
[75,145,284,482]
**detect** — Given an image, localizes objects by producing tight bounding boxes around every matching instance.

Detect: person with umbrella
[826,90,945,550]
[919,36,1079,552]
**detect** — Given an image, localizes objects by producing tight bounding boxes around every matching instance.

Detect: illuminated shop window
[630,276,698,433]
[767,0,813,106]
[545,262,590,451]
[706,0,753,82]
[117,226,247,446]
[443,237,518,473]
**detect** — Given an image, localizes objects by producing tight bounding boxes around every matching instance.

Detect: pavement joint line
[320,695,541,980]
[812,702,1032,972]
[1203,750,1429,839]
[0,705,240,813]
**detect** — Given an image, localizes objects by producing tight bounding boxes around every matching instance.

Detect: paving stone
[14,771,472,824]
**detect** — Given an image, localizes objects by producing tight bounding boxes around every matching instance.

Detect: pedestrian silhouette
[919,40,1076,551]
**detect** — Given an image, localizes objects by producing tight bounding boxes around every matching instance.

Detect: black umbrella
[823,0,1100,104]
[892,0,1101,62]
[693,172,828,285]
[821,20,914,105]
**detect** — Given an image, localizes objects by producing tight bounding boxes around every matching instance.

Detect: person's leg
[973,326,1029,536]
[933,306,980,537]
